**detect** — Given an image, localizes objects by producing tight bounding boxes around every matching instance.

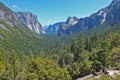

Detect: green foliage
[92,74,110,80]
[71,33,86,62]
[0,16,120,80]
[92,74,120,80]
[68,51,92,79]
[0,62,5,78]
[111,32,120,48]
[101,74,110,80]
[109,48,120,69]
[67,23,120,79]
[91,50,111,72]
[26,73,38,80]
[17,58,72,80]
[115,75,120,80]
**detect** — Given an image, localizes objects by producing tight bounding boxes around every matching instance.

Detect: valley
[0,0,120,80]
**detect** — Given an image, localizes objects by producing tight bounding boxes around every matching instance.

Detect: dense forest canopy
[0,22,120,80]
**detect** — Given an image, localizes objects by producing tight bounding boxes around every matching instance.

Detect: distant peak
[0,2,3,4]
[17,11,32,14]
[111,0,120,5]
[67,16,78,21]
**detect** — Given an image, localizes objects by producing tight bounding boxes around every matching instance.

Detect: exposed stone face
[66,17,79,26]
[0,24,10,32]
[0,2,26,30]
[0,2,32,40]
[45,17,79,35]
[45,0,120,35]
[16,12,43,34]
[0,2,42,39]
[62,0,120,35]
[0,10,21,28]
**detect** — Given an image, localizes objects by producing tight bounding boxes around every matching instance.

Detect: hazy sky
[0,0,112,26]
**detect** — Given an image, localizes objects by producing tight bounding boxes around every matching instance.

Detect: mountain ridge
[0,2,42,40]
[45,0,120,35]
[45,16,79,35]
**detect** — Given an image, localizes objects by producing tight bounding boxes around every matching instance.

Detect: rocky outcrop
[16,12,43,34]
[66,17,79,26]
[0,24,10,32]
[45,17,78,35]
[0,2,22,29]
[0,2,42,39]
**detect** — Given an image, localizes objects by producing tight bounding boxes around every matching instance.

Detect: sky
[0,0,112,26]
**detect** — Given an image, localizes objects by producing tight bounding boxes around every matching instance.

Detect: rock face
[66,17,79,26]
[61,0,120,35]
[45,0,120,35]
[16,12,43,34]
[45,22,63,35]
[45,17,79,35]
[0,2,42,39]
[0,2,43,34]
[0,2,22,29]
[0,24,10,32]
